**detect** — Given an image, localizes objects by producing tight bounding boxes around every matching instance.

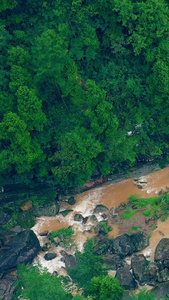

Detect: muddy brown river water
[32,167,169,274]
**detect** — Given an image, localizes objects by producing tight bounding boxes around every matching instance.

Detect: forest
[1,1,169,299]
[1,0,169,188]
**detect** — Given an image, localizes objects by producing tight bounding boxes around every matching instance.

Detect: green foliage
[128,289,158,300]
[128,193,169,221]
[49,227,74,239]
[68,239,106,295]
[100,222,109,234]
[121,209,138,220]
[14,264,72,300]
[1,0,169,187]
[128,226,142,234]
[89,275,125,300]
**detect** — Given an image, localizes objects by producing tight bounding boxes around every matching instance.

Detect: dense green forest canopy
[1,0,169,187]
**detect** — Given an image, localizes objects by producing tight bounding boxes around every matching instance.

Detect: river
[32,165,169,274]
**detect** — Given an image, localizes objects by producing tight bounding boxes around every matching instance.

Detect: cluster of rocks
[0,228,40,300]
[94,229,169,299]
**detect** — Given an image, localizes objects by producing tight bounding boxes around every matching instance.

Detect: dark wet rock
[67,197,76,205]
[112,234,135,257]
[82,216,88,224]
[131,255,149,285]
[0,229,40,278]
[157,268,169,283]
[95,221,109,236]
[152,282,169,299]
[94,236,111,255]
[60,209,73,217]
[130,232,149,252]
[74,214,84,222]
[116,265,137,290]
[0,208,13,225]
[103,252,124,270]
[112,233,149,257]
[88,215,98,223]
[52,271,58,276]
[0,278,16,300]
[17,211,35,229]
[154,238,169,263]
[94,204,109,214]
[44,253,57,261]
[62,254,77,269]
[32,203,59,217]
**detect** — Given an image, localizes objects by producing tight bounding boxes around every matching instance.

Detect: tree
[68,239,106,295]
[14,264,72,300]
[89,275,125,300]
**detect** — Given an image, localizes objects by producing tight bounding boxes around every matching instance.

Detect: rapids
[32,166,169,275]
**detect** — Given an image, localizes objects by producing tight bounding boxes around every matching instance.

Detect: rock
[0,208,12,225]
[62,254,77,269]
[94,204,109,214]
[103,253,124,270]
[111,233,149,258]
[96,221,109,236]
[112,234,135,257]
[32,203,59,217]
[154,238,169,263]
[60,209,73,217]
[83,217,89,224]
[157,268,169,283]
[88,215,98,223]
[116,265,137,290]
[17,211,35,229]
[152,282,169,299]
[74,214,84,222]
[39,230,48,236]
[0,229,40,278]
[0,278,16,300]
[67,197,76,205]
[131,255,149,285]
[94,236,111,255]
[20,200,33,211]
[130,232,149,252]
[44,253,56,261]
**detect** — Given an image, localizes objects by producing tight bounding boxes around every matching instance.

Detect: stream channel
[32,164,169,276]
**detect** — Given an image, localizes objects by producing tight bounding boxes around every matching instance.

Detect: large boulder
[111,233,149,257]
[152,282,169,299]
[130,232,149,252]
[154,238,169,263]
[131,255,149,285]
[0,229,40,278]
[116,265,137,290]
[44,253,57,261]
[103,253,124,270]
[62,254,77,269]
[32,203,59,217]
[74,214,84,222]
[94,204,109,214]
[112,234,135,257]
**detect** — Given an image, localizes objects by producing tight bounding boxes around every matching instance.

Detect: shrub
[89,275,125,300]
